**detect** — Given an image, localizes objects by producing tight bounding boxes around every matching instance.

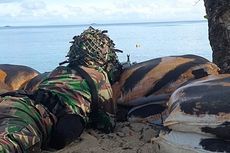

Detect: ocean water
[0,21,212,72]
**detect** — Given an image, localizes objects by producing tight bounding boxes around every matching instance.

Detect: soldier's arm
[90,71,116,133]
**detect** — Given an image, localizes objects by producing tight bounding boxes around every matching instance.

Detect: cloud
[112,0,205,21]
[20,0,46,10]
[0,0,22,3]
[0,0,206,26]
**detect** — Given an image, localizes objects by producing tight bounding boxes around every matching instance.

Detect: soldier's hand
[90,110,115,134]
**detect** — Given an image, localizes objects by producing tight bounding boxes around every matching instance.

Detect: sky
[0,0,206,26]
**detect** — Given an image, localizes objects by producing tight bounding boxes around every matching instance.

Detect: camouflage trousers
[0,96,56,153]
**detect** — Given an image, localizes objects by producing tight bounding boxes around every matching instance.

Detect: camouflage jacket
[0,95,56,153]
[37,66,116,128]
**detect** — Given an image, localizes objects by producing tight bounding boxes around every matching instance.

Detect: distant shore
[1,20,207,29]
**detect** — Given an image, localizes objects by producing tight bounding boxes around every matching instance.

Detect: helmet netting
[67,26,116,70]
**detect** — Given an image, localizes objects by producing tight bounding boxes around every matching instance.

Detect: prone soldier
[0,26,122,152]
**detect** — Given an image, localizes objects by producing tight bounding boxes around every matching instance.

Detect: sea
[0,20,212,72]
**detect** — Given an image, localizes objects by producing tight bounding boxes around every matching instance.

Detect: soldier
[33,26,122,149]
[0,26,122,152]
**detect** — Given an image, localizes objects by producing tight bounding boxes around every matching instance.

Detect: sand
[42,121,161,153]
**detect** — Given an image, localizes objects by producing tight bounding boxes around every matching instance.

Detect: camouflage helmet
[66,26,122,83]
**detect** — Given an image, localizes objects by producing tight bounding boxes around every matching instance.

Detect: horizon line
[1,19,207,28]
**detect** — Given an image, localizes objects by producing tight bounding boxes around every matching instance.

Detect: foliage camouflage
[65,26,122,84]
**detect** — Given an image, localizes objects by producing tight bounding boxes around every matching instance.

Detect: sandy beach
[43,121,161,153]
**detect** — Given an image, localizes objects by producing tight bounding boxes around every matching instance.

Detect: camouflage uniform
[37,65,116,130]
[34,27,120,133]
[0,95,56,153]
[0,27,120,152]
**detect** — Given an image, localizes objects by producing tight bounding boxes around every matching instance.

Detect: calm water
[0,21,212,72]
